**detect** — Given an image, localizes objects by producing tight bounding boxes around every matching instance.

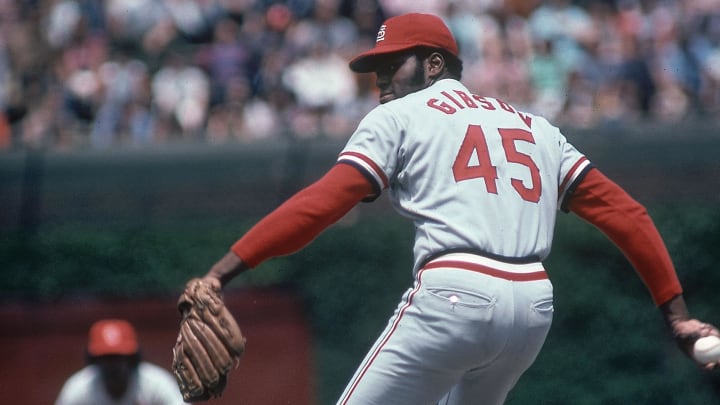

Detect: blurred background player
[55,319,186,405]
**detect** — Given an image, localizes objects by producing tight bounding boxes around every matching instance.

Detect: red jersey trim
[559,156,589,194]
[338,151,389,189]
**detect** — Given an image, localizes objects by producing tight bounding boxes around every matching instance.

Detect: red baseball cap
[87,319,139,356]
[349,13,459,73]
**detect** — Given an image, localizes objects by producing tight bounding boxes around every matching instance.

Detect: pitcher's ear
[427,52,446,77]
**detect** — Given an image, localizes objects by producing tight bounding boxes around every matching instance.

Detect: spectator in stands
[90,51,153,148]
[104,0,170,55]
[288,0,359,55]
[195,16,256,107]
[527,0,594,73]
[55,319,186,405]
[151,51,210,141]
[281,40,358,138]
[528,38,569,121]
[206,74,283,142]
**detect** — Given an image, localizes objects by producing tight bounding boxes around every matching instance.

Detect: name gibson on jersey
[426,89,533,129]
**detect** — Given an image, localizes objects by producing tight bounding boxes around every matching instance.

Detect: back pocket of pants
[422,286,496,323]
[424,287,495,308]
[528,298,554,328]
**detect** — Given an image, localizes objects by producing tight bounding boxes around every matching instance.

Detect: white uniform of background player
[56,362,185,405]
[55,319,186,405]
[197,12,720,405]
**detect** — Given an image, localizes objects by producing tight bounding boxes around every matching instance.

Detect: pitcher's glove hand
[172,278,246,402]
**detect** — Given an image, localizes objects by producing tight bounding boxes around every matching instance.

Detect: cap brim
[349,44,417,73]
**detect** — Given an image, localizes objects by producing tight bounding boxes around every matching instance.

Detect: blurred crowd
[1,0,720,151]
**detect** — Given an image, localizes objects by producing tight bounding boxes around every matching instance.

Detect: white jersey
[338,79,590,271]
[55,362,187,405]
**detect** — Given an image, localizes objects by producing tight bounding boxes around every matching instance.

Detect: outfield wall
[1,124,720,232]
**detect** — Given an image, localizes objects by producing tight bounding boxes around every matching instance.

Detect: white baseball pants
[337,254,554,405]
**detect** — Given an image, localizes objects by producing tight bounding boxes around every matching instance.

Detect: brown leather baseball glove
[172,278,246,402]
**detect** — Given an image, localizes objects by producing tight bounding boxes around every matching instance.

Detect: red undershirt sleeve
[230,163,375,269]
[566,168,682,307]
